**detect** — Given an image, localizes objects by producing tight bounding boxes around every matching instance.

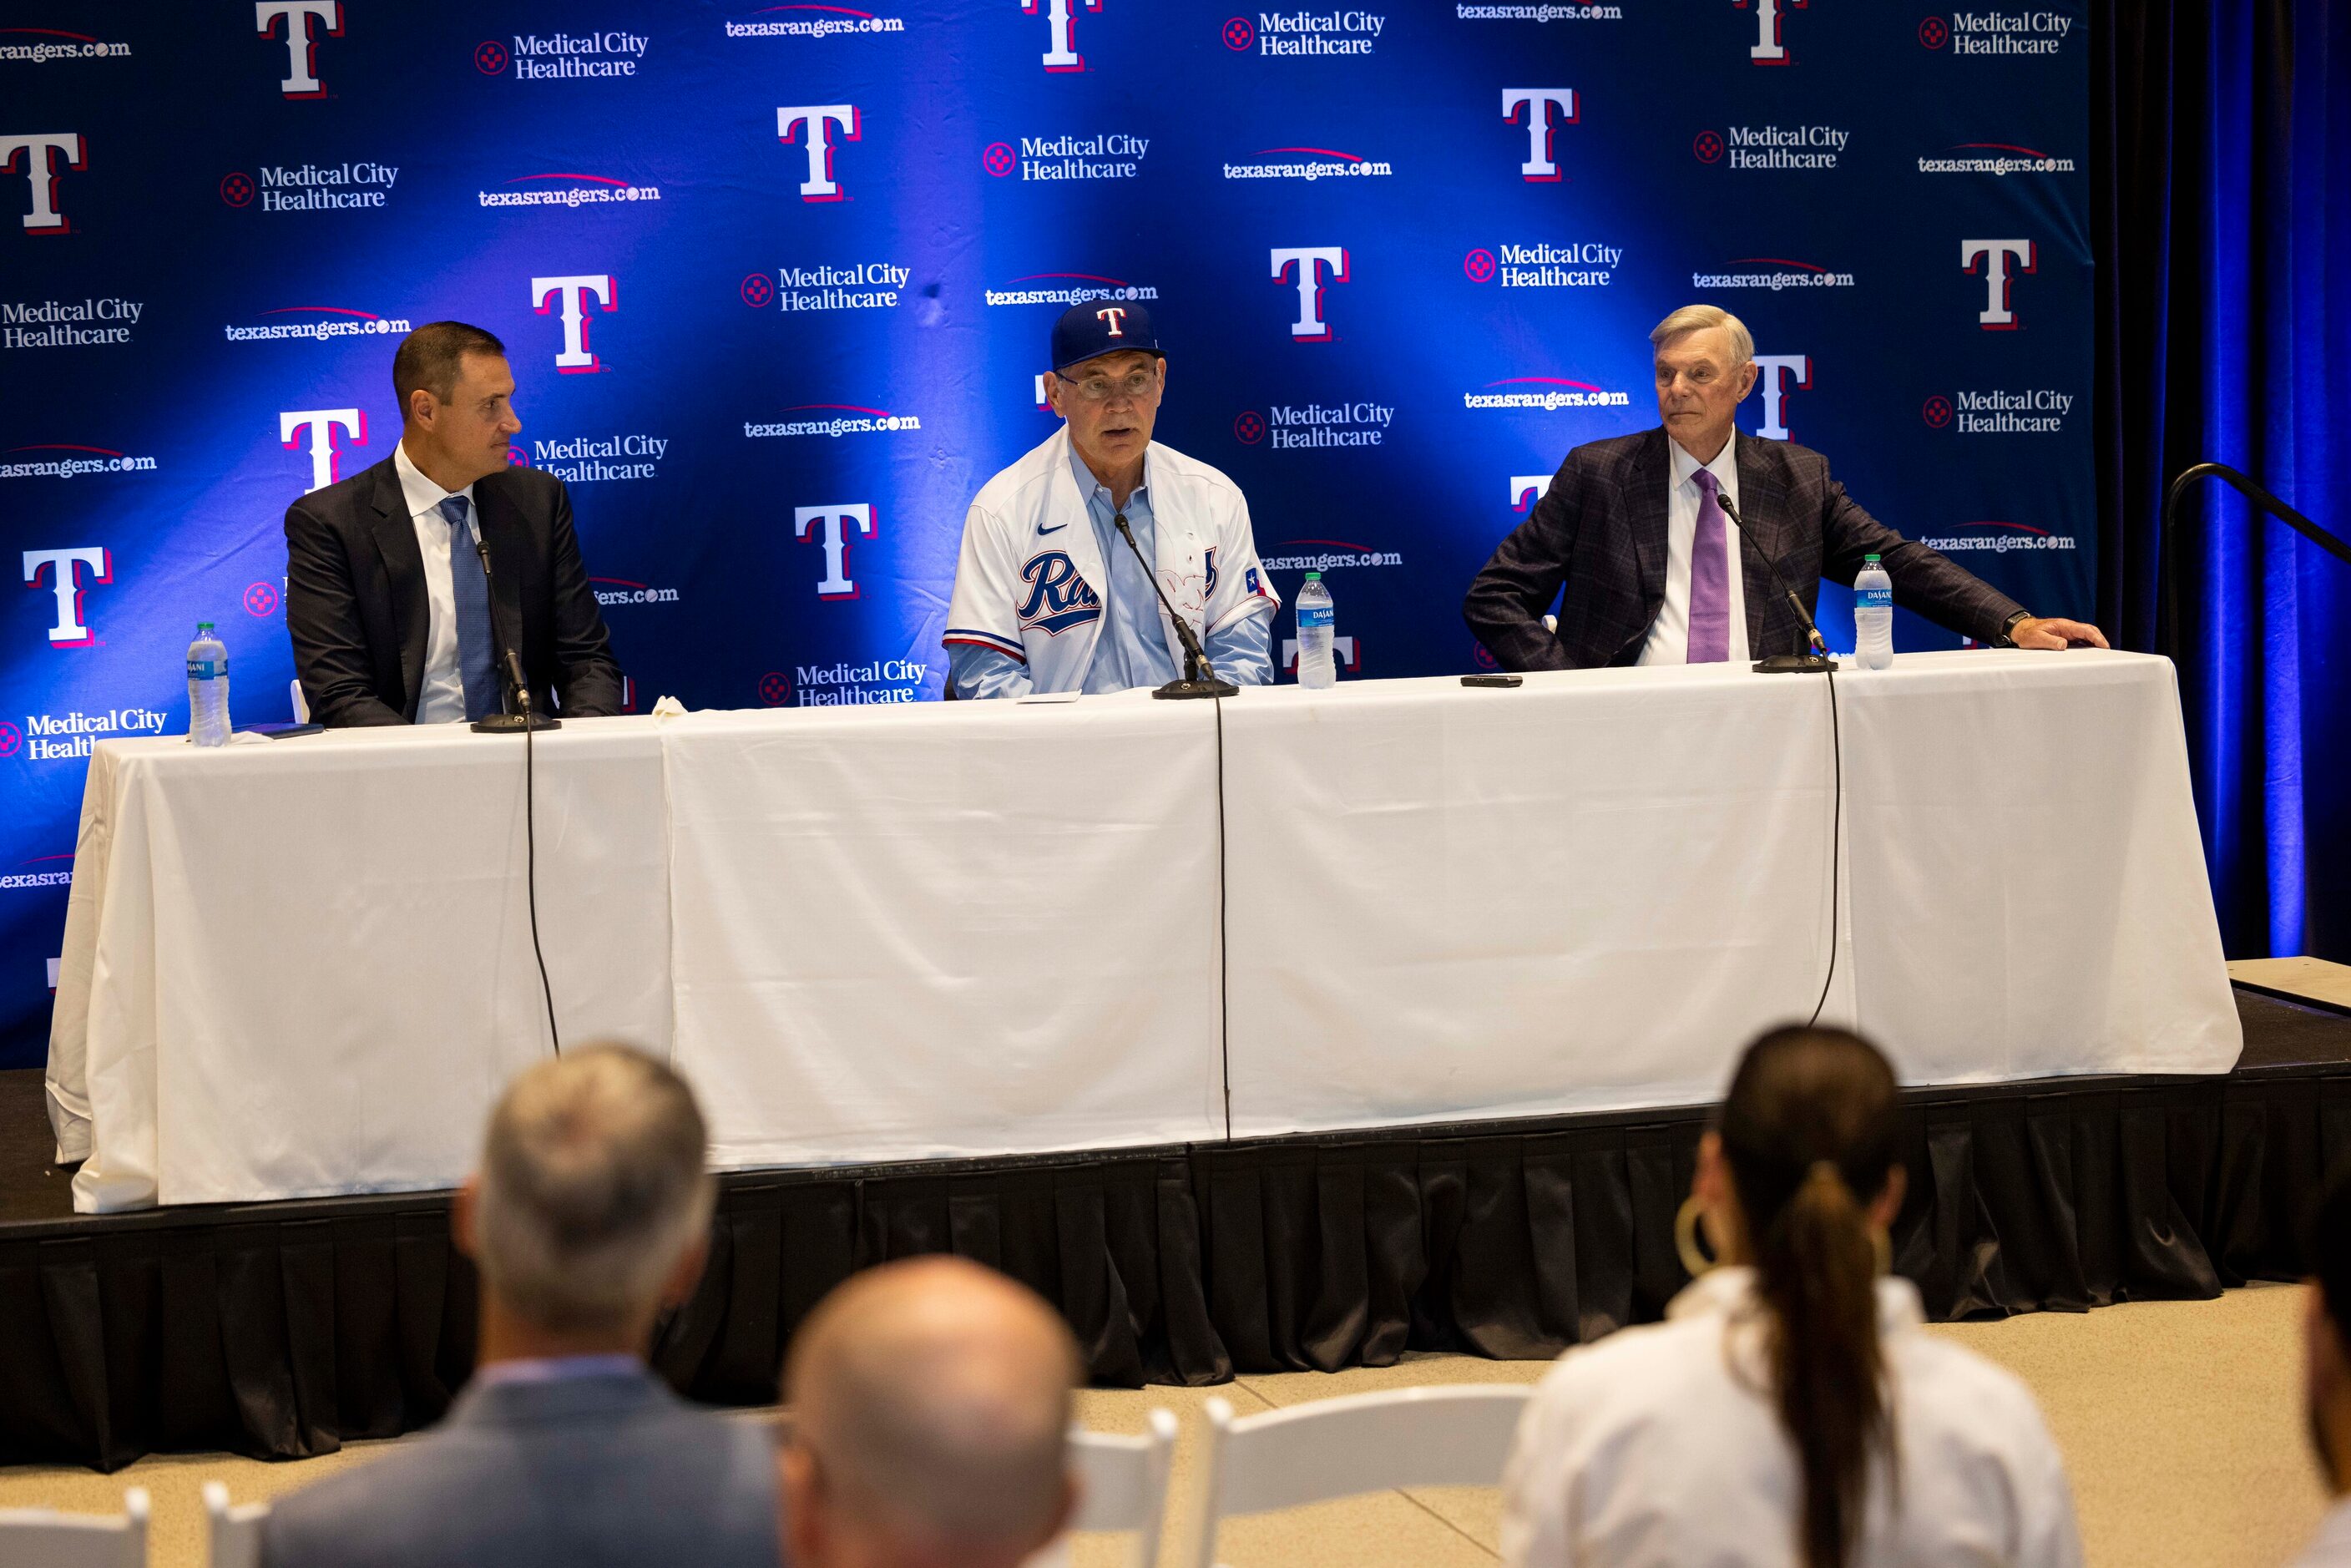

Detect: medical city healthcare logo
[749,260,912,311]
[531,432,666,483]
[983,132,1148,182]
[475,30,650,78]
[222,161,401,212]
[1240,402,1396,449]
[3,132,83,234]
[1462,240,1620,287]
[1921,10,2076,54]
[255,1,341,98]
[4,296,141,346]
[1222,10,1385,55]
[1926,387,2075,432]
[1699,125,1851,169]
[13,706,168,761]
[223,305,409,344]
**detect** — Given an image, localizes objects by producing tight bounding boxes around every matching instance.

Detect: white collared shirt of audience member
[1499,1265,2086,1568]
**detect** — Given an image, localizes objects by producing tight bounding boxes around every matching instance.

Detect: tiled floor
[0,1285,2330,1568]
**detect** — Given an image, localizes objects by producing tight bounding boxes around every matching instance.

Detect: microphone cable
[1807,661,1842,1029]
[525,706,561,1055]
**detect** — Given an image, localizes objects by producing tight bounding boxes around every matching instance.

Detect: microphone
[1113,511,1237,700]
[1710,488,1834,675]
[470,529,560,733]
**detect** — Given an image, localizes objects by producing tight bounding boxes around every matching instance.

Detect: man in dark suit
[285,321,624,725]
[1464,304,2106,670]
[261,1046,778,1568]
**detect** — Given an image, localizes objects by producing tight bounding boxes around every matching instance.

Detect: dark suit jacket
[1464,428,2025,670]
[259,1368,782,1568]
[285,453,624,725]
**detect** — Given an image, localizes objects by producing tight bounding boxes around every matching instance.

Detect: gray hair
[1651,304,1754,367]
[474,1044,715,1333]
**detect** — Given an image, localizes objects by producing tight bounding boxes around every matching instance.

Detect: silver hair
[474,1044,714,1333]
[1650,304,1755,367]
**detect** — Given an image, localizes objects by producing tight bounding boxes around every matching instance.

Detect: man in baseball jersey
[943,301,1281,697]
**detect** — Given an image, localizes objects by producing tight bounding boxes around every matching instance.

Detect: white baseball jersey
[943,426,1280,693]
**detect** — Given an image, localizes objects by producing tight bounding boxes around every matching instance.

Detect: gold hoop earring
[1675,1196,1717,1278]
[1872,1226,1893,1277]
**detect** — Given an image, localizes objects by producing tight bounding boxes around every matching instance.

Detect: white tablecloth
[46,652,2240,1212]
[1221,651,2241,1137]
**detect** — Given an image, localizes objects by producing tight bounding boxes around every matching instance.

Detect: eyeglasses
[1055,367,1159,403]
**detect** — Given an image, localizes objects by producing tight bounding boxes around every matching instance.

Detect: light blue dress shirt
[949,449,1273,697]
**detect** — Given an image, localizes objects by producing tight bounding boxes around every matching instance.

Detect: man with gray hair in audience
[778,1256,1081,1568]
[263,1044,779,1568]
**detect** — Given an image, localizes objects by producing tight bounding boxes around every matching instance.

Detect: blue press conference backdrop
[1,1,2090,1067]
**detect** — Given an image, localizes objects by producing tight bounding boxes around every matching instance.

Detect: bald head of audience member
[780,1257,1082,1568]
[453,1044,715,1363]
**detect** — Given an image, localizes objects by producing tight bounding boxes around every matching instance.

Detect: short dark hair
[2306,1161,2351,1353]
[392,321,506,420]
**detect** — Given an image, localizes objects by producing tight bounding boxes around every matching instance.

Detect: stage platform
[4,986,2348,1471]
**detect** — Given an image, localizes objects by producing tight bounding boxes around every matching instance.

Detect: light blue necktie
[438,496,501,720]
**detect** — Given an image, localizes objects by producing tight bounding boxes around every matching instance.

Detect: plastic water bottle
[1296,571,1336,689]
[1853,554,1893,671]
[186,621,231,746]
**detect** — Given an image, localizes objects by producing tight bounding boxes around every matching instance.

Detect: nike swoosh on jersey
[1037,523,1069,535]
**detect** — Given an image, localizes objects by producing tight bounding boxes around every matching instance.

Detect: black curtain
[6,1054,2346,1472]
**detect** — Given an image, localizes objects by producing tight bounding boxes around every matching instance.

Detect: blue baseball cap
[1051,300,1165,373]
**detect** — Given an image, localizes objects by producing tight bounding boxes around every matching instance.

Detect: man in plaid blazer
[1464,305,2106,671]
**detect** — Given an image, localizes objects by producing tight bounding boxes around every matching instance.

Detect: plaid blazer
[1463,427,2024,670]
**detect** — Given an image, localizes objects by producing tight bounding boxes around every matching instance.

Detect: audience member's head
[454,1044,715,1356]
[2303,1162,2351,1493]
[1691,1025,1906,1568]
[779,1257,1081,1568]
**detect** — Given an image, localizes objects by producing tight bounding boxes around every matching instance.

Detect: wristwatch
[1993,609,2031,647]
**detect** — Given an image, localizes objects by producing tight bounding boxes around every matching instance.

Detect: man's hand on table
[2008,615,2110,650]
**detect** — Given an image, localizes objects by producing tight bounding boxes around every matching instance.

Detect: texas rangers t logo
[1017,550,1103,635]
[1096,306,1128,336]
[256,1,342,98]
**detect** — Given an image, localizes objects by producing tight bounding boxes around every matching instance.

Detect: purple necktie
[1687,468,1731,664]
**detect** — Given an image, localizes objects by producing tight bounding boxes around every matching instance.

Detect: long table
[45,651,2242,1212]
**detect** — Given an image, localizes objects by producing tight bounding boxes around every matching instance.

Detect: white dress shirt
[2296,1497,2351,1565]
[392,441,479,724]
[1501,1267,2084,1568]
[1636,434,1751,665]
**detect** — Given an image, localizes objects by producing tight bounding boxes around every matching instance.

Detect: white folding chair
[0,1486,149,1568]
[204,1481,270,1568]
[1025,1408,1180,1568]
[1183,1385,1532,1568]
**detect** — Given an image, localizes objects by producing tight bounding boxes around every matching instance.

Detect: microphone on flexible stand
[1711,488,1835,675]
[1113,511,1237,700]
[469,533,560,733]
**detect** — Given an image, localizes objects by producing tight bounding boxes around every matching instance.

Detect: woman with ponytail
[1499,1026,2082,1568]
